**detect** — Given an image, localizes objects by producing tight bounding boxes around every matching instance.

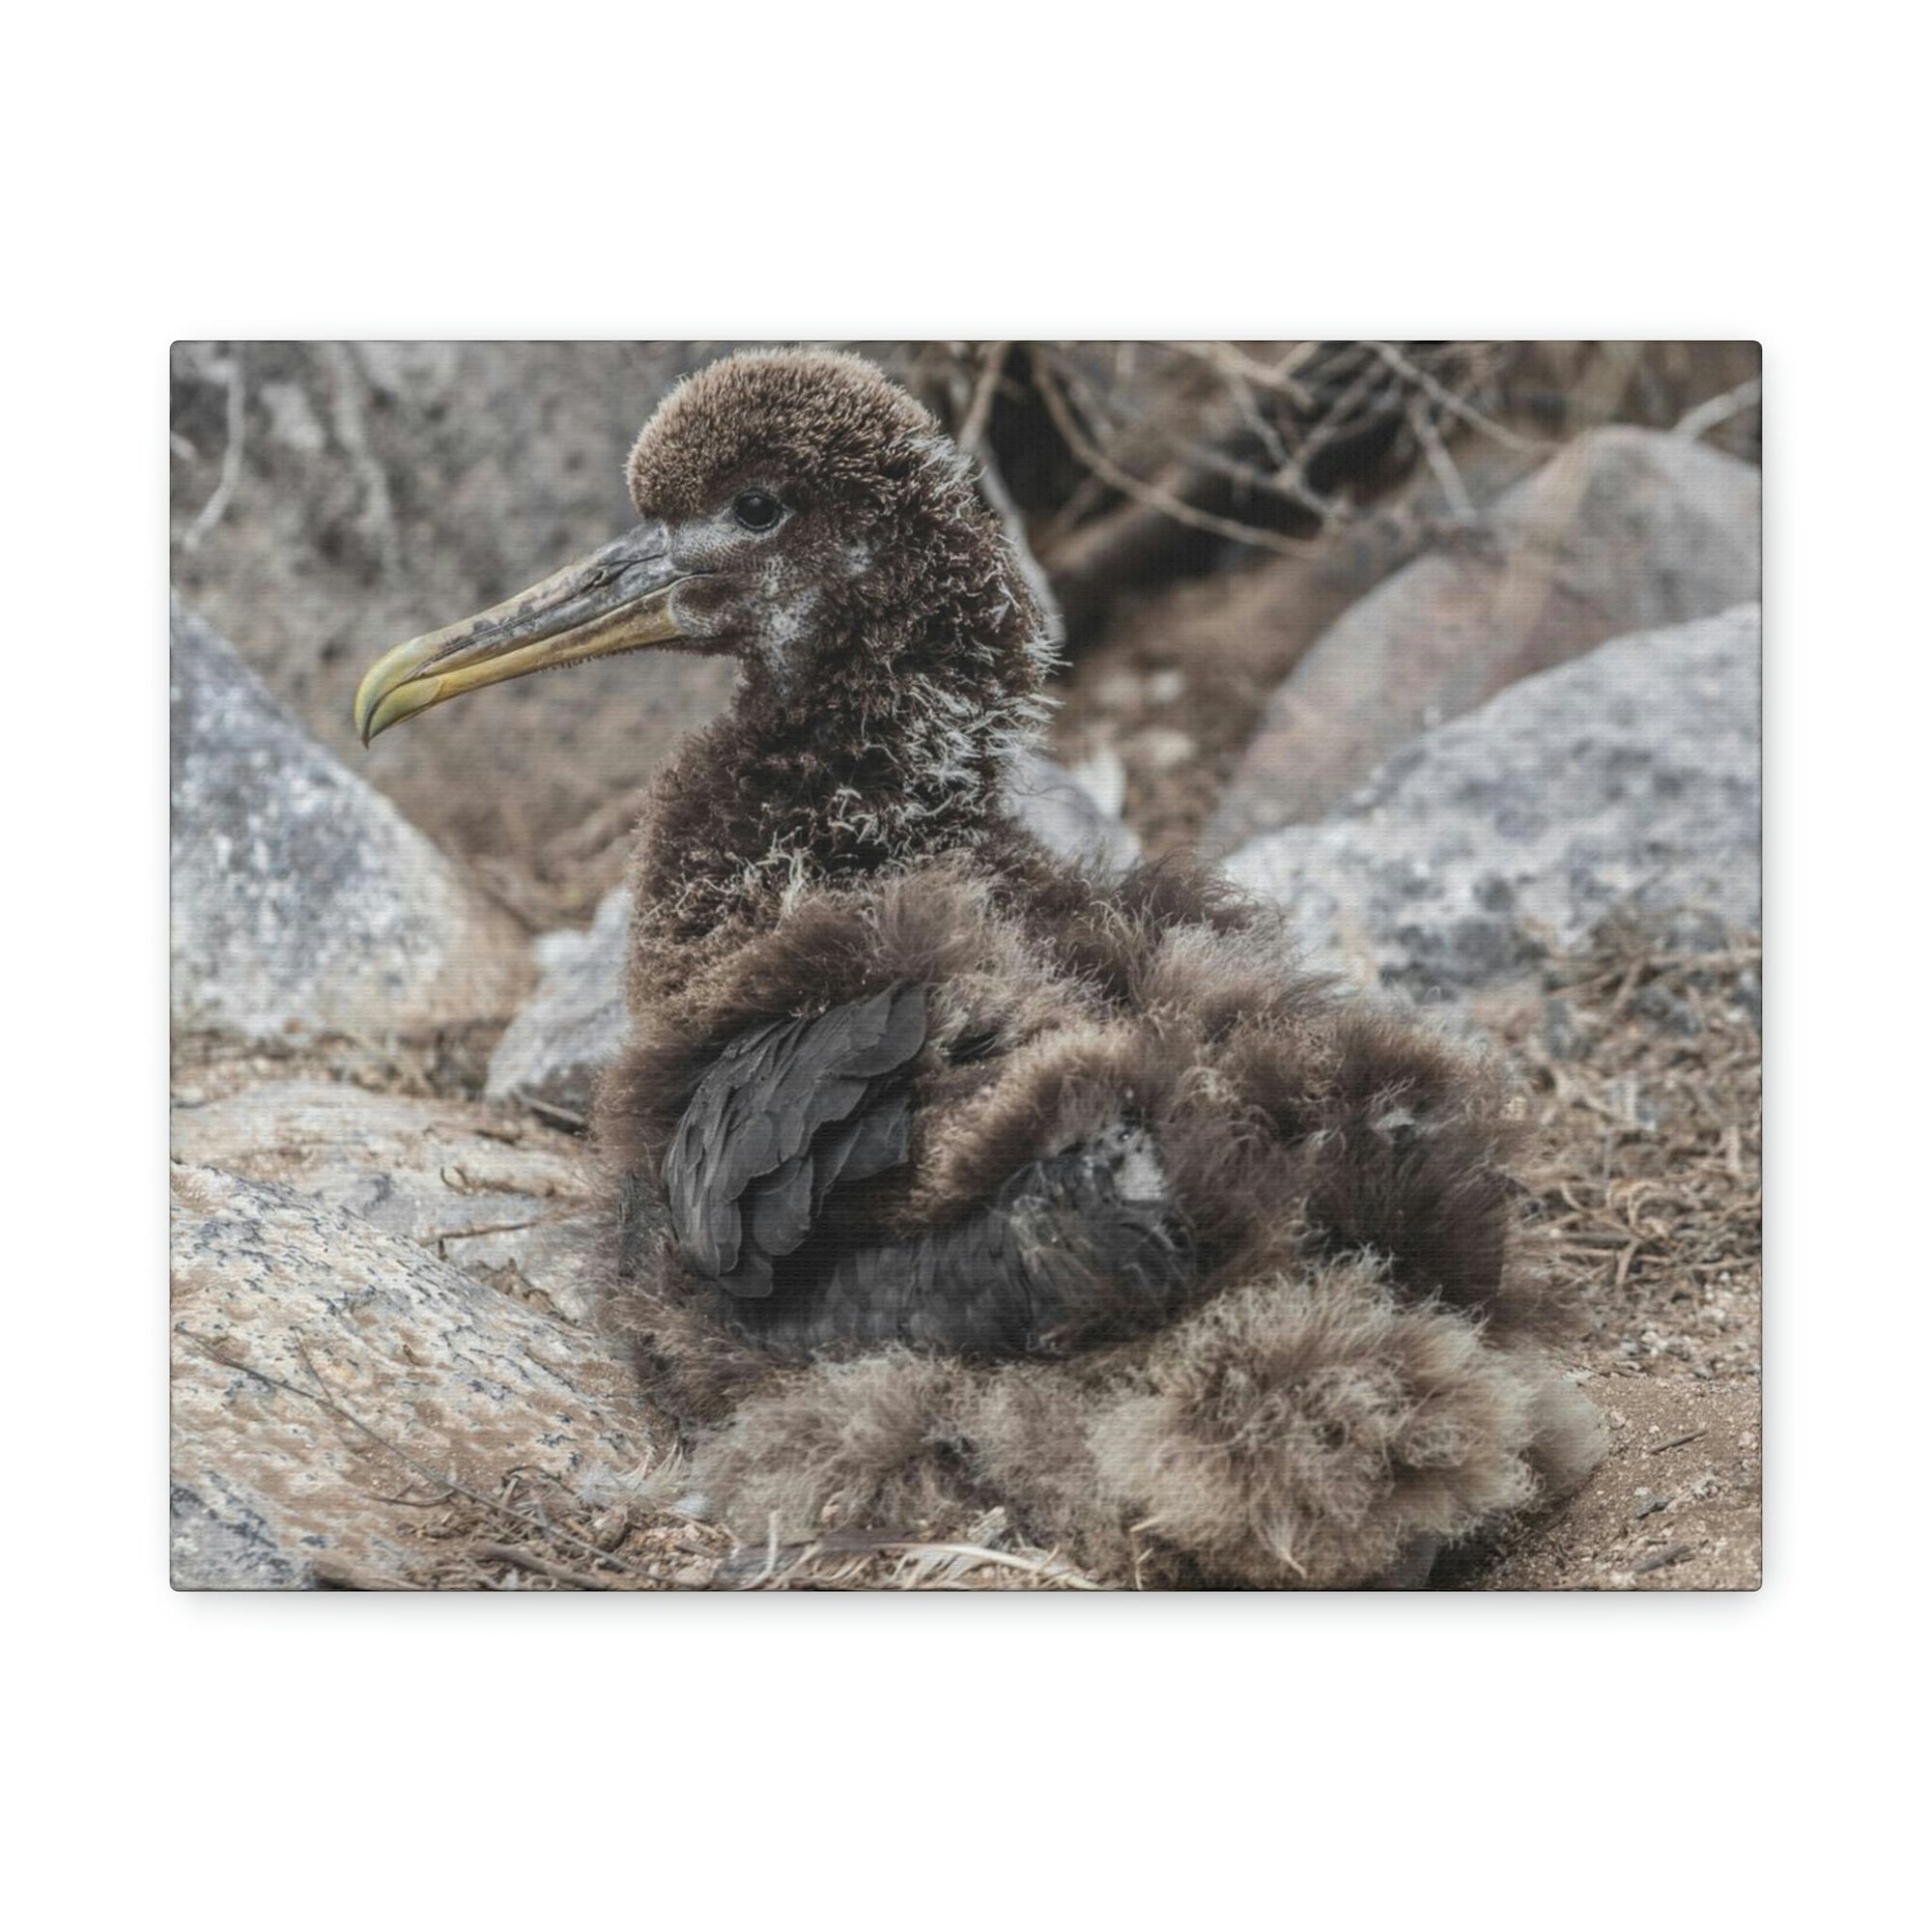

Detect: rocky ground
[170,344,1761,1590]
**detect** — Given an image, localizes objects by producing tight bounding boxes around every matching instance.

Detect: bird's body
[357,349,1605,1586]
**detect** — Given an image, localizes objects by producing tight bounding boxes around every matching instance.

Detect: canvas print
[169,341,1762,1590]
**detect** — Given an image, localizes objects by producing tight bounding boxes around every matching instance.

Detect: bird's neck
[630,650,1043,948]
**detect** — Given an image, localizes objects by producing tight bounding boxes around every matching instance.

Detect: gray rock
[171,597,529,1038]
[171,1078,603,1322]
[1223,605,1761,996]
[485,887,635,1118]
[170,1163,654,1588]
[1208,428,1761,853]
[1007,748,1143,875]
[483,750,1142,1115]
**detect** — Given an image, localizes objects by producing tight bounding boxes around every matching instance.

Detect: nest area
[287,915,1759,1593]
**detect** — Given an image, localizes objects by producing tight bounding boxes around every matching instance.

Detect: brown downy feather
[595,848,1597,1585]
[621,1254,1602,1592]
[574,349,1603,1586]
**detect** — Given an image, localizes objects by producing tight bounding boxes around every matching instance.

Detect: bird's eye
[733,490,783,531]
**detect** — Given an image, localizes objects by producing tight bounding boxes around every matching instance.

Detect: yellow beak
[353,523,690,744]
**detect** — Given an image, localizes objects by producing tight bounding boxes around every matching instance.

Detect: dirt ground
[1463,920,1763,1589]
[1462,1375,1760,1589]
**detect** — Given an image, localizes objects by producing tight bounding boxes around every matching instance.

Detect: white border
[9,2,1920,1920]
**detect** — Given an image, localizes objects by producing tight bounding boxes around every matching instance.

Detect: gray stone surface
[1222,605,1761,996]
[171,1079,603,1323]
[485,887,635,1118]
[1208,427,1761,854]
[170,1163,651,1589]
[484,751,1143,1114]
[171,596,529,1039]
[1008,748,1143,875]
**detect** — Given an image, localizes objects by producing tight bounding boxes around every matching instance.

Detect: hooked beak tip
[349,523,684,744]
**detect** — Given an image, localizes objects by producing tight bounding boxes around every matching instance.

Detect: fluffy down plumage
[366,344,1605,1586]
[598,857,1604,1588]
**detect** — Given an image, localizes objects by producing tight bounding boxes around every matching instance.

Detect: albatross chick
[355,348,1604,1587]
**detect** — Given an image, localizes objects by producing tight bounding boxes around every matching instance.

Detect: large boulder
[171,1079,603,1322]
[1207,427,1761,853]
[484,751,1142,1115]
[170,1164,650,1589]
[171,597,529,1038]
[1223,605,1761,996]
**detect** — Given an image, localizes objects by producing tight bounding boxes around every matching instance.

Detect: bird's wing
[663,981,927,1299]
[717,1125,1192,1354]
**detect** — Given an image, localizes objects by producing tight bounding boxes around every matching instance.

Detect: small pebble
[1633,1543,1696,1575]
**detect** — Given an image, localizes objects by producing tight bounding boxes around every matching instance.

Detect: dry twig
[1032,351,1313,558]
[1675,377,1763,441]
[183,347,246,552]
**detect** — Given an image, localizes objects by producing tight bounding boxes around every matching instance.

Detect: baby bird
[356,348,1603,1586]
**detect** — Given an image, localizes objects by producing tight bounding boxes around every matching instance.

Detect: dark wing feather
[809,1090,912,1212]
[664,982,927,1299]
[723,1125,1193,1355]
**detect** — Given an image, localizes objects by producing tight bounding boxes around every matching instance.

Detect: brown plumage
[357,347,1605,1587]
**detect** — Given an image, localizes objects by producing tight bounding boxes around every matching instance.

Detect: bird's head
[354,349,1052,745]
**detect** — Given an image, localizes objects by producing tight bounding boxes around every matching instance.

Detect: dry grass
[171,1020,509,1106]
[906,341,1758,584]
[343,1469,1103,1593]
[1484,913,1764,1384]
